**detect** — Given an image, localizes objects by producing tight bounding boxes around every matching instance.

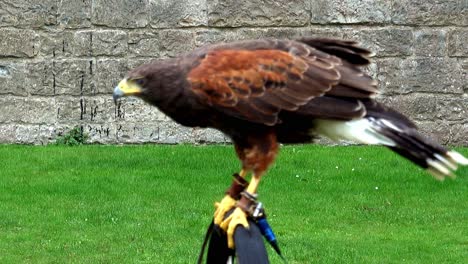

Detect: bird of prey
[113,37,468,249]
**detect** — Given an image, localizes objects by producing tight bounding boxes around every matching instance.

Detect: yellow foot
[214,195,237,226]
[220,207,249,249]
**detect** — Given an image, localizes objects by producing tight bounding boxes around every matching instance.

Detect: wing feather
[187,38,378,125]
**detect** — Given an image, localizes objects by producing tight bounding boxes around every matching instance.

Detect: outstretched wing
[187,39,377,126]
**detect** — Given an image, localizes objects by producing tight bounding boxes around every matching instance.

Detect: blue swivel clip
[253,202,286,262]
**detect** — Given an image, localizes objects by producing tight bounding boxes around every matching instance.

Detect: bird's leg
[214,169,249,226]
[220,173,262,249]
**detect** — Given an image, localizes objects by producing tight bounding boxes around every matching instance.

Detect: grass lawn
[0,145,467,263]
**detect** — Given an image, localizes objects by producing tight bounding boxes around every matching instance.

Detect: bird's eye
[134,78,144,85]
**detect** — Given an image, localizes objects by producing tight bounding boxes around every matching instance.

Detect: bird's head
[113,64,154,104]
[113,61,177,104]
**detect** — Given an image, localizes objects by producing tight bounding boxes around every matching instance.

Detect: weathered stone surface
[71,31,93,56]
[14,124,57,145]
[84,124,116,143]
[343,28,413,57]
[55,97,82,122]
[56,96,116,123]
[310,0,392,24]
[126,58,155,71]
[0,97,56,124]
[116,98,168,123]
[0,29,39,58]
[115,122,160,143]
[39,30,97,58]
[53,59,94,95]
[157,121,194,144]
[380,94,437,121]
[129,30,196,58]
[194,27,340,47]
[81,97,116,123]
[92,0,150,28]
[207,0,310,27]
[375,58,465,94]
[7,125,54,144]
[393,0,468,26]
[39,31,74,57]
[381,94,467,122]
[193,128,229,143]
[150,0,207,28]
[92,31,128,56]
[435,97,468,121]
[0,0,57,28]
[0,124,16,143]
[0,0,466,146]
[416,121,468,146]
[0,60,53,96]
[413,29,447,57]
[448,29,468,57]
[94,59,128,94]
[58,0,91,28]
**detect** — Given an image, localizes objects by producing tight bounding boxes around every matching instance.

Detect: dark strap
[197,220,215,264]
[226,173,249,200]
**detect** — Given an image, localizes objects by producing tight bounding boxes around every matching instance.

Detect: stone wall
[0,0,466,145]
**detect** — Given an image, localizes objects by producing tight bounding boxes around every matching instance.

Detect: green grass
[0,145,467,263]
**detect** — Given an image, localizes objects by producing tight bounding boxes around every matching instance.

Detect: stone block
[448,29,468,57]
[150,0,207,28]
[115,97,168,123]
[53,59,94,95]
[56,96,116,123]
[413,29,447,57]
[94,59,129,94]
[55,97,82,122]
[416,121,468,146]
[0,62,28,96]
[39,30,95,57]
[343,28,413,57]
[71,31,93,56]
[129,30,196,58]
[0,0,57,28]
[92,30,128,56]
[435,97,468,121]
[310,0,392,24]
[92,0,149,28]
[0,97,56,124]
[81,96,116,123]
[58,0,91,28]
[393,0,468,26]
[207,0,310,27]
[375,58,465,95]
[127,58,156,70]
[0,124,16,143]
[39,31,74,57]
[0,29,39,58]
[380,94,437,121]
[450,124,468,146]
[157,121,194,144]
[0,60,53,96]
[380,94,467,122]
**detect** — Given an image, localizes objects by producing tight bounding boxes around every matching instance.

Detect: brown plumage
[113,37,467,249]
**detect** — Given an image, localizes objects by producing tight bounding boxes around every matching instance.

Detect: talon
[220,207,249,249]
[213,195,236,226]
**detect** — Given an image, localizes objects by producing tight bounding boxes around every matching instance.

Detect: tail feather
[314,116,467,180]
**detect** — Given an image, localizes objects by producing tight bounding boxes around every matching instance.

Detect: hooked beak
[113,78,142,104]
